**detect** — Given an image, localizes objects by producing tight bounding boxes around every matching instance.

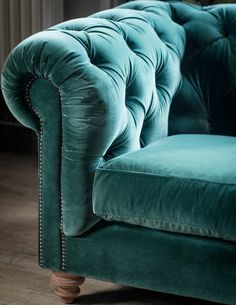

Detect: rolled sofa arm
[1,4,184,243]
[1,26,127,238]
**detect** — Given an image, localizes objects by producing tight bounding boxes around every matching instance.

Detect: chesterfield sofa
[1,1,236,304]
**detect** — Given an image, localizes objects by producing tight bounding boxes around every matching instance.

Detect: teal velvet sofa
[1,1,236,304]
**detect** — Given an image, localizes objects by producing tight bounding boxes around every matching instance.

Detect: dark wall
[0,92,36,153]
[64,0,127,20]
[64,0,101,19]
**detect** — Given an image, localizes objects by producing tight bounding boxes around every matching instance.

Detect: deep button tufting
[223,29,229,38]
[220,25,232,38]
[125,38,136,51]
[2,0,236,236]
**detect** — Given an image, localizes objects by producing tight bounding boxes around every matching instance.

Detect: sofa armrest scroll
[1,29,123,243]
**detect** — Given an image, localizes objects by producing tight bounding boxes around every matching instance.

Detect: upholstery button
[223,29,229,37]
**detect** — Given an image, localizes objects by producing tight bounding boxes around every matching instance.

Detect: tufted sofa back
[166,3,236,136]
[2,1,236,236]
[52,1,186,155]
[105,1,236,137]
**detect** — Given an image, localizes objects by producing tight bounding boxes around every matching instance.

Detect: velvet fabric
[93,134,236,242]
[1,1,236,305]
[123,1,236,136]
[2,2,236,236]
[29,79,63,268]
[64,221,236,305]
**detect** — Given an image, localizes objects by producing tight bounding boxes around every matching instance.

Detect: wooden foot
[51,272,85,304]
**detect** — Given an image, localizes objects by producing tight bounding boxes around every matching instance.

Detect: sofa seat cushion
[93,134,236,242]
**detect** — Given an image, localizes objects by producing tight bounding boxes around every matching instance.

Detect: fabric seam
[95,167,236,186]
[97,212,234,241]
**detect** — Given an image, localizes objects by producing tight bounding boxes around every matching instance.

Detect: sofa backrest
[2,1,236,236]
[91,1,185,150]
[119,1,236,137]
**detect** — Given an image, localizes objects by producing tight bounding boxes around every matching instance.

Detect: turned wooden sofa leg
[51,272,85,304]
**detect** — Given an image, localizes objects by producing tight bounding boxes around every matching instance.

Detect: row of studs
[58,87,66,271]
[61,196,66,271]
[25,78,66,270]
[25,77,44,266]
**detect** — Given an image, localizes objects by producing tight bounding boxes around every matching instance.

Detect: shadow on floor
[76,286,217,305]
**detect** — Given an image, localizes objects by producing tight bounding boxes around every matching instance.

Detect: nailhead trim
[25,76,44,266]
[59,86,66,271]
[25,77,66,270]
[61,201,67,271]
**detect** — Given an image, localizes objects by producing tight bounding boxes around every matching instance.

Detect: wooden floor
[0,153,223,305]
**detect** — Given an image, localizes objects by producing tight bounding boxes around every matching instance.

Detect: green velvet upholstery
[93,134,236,242]
[65,221,236,305]
[1,1,236,304]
